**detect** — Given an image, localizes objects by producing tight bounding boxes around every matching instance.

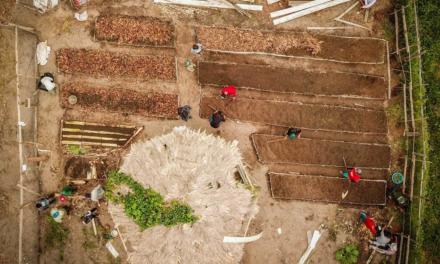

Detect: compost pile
[196,27,322,55]
[95,15,175,47]
[57,49,176,80]
[61,83,178,118]
[109,126,258,264]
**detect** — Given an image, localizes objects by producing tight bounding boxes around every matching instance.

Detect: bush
[105,171,197,230]
[335,244,359,264]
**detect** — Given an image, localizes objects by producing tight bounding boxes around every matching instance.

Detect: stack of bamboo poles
[60,120,143,148]
[270,0,351,25]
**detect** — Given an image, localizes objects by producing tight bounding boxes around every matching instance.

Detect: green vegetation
[67,144,87,155]
[45,216,69,261]
[335,244,359,264]
[413,1,440,262]
[397,0,440,262]
[105,171,197,230]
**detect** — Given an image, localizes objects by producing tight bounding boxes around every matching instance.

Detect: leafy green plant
[45,216,69,261]
[335,244,359,264]
[105,171,197,230]
[67,144,86,155]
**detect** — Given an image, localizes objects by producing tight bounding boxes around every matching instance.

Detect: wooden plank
[273,0,350,25]
[270,0,333,18]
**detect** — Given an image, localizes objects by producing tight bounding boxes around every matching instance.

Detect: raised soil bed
[252,134,390,168]
[61,83,178,119]
[198,61,386,99]
[200,97,387,133]
[269,173,387,206]
[196,27,385,63]
[95,15,175,47]
[57,48,176,80]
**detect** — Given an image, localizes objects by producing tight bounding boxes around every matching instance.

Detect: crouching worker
[209,110,225,129]
[340,167,362,183]
[220,85,237,100]
[286,127,301,140]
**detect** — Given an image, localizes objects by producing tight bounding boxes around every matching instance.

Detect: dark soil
[61,83,178,118]
[269,173,387,206]
[95,15,175,47]
[268,163,389,180]
[252,134,391,168]
[64,155,119,179]
[64,157,91,179]
[200,97,388,133]
[196,27,385,63]
[198,61,386,99]
[56,49,176,80]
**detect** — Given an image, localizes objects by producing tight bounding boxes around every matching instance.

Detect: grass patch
[335,244,359,264]
[44,216,69,261]
[398,0,440,262]
[67,144,87,155]
[105,171,197,230]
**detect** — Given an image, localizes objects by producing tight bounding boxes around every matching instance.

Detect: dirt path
[269,173,387,206]
[252,134,391,168]
[199,61,387,99]
[200,97,388,133]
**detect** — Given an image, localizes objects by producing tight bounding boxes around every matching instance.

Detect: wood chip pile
[57,49,176,80]
[61,83,178,118]
[95,15,175,47]
[196,27,322,55]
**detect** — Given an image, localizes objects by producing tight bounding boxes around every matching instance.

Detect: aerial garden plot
[2,0,418,263]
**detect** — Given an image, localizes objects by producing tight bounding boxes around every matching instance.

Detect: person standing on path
[209,110,225,128]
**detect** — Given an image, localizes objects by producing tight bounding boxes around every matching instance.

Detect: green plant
[105,171,197,230]
[45,216,69,261]
[335,244,359,264]
[67,144,86,155]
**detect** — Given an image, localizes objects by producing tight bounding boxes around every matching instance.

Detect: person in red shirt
[340,167,362,183]
[220,85,237,100]
[360,211,377,236]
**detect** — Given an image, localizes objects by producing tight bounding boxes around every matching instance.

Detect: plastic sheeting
[223,232,263,243]
[33,0,59,12]
[36,41,51,65]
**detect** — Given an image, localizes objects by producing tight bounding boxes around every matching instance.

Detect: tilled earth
[196,26,386,63]
[61,83,179,118]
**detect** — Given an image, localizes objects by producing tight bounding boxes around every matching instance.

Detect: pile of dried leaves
[196,27,322,55]
[57,49,176,80]
[61,83,178,118]
[95,15,174,47]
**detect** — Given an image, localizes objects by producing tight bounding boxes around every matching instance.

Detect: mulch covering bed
[252,134,391,168]
[61,83,178,119]
[196,27,385,63]
[198,61,386,99]
[57,48,176,80]
[95,15,175,47]
[269,173,387,206]
[200,97,387,133]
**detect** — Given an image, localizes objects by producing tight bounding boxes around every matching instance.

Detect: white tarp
[298,230,321,264]
[33,0,59,12]
[36,41,51,65]
[223,232,263,243]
